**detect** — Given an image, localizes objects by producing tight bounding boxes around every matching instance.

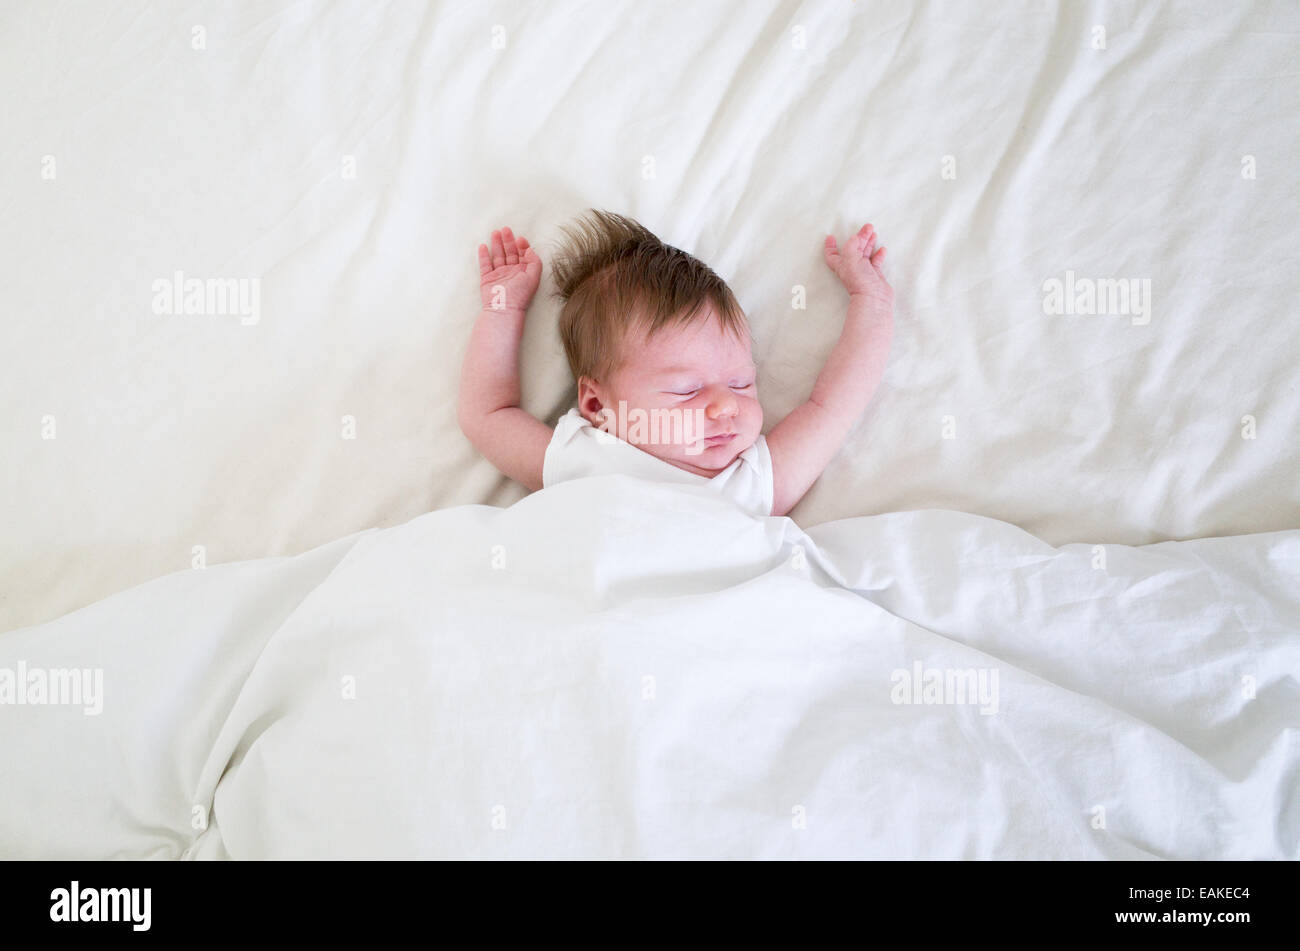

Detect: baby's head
[551,210,762,476]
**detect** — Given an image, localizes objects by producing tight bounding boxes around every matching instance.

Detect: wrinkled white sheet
[3,1,1299,631]
[2,477,1295,859]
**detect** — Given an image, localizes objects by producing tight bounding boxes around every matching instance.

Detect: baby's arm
[766,223,894,516]
[457,226,553,491]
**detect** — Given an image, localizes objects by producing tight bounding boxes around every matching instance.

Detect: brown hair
[550,210,749,382]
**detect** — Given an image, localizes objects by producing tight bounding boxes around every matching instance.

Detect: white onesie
[542,407,775,518]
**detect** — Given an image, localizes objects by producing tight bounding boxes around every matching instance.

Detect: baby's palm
[478,226,542,313]
[824,222,892,303]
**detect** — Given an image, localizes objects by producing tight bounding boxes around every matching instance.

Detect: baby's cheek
[746,399,764,437]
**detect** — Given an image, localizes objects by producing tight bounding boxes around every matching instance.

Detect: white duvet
[2,476,1296,859]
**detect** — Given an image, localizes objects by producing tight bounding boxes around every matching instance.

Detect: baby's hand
[824,223,892,304]
[478,226,542,314]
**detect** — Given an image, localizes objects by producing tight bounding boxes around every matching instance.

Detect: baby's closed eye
[663,383,753,397]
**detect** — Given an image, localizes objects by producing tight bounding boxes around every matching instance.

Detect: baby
[458,210,893,517]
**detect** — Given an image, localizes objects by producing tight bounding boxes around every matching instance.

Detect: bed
[1,0,1297,858]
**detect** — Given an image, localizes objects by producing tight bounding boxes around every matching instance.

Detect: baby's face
[585,310,763,476]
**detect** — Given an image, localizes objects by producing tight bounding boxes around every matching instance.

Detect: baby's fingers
[477,243,492,275]
[871,245,887,267]
[501,226,520,265]
[823,234,841,268]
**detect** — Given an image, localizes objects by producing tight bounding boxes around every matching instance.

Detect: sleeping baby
[458,210,893,518]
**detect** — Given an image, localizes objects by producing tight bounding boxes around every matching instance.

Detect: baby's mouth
[703,432,736,446]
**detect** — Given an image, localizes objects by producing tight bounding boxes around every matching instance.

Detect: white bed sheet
[2,0,1298,630]
[2,475,1295,859]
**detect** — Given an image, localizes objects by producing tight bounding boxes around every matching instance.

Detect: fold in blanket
[2,476,1296,858]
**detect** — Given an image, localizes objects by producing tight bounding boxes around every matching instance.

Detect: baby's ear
[577,376,604,424]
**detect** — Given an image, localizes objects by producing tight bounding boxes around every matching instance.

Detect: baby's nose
[706,389,738,419]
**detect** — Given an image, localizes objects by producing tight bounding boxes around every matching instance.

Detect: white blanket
[3,477,1295,859]
[4,0,1299,631]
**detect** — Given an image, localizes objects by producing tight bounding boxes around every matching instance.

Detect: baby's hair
[550,209,749,383]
